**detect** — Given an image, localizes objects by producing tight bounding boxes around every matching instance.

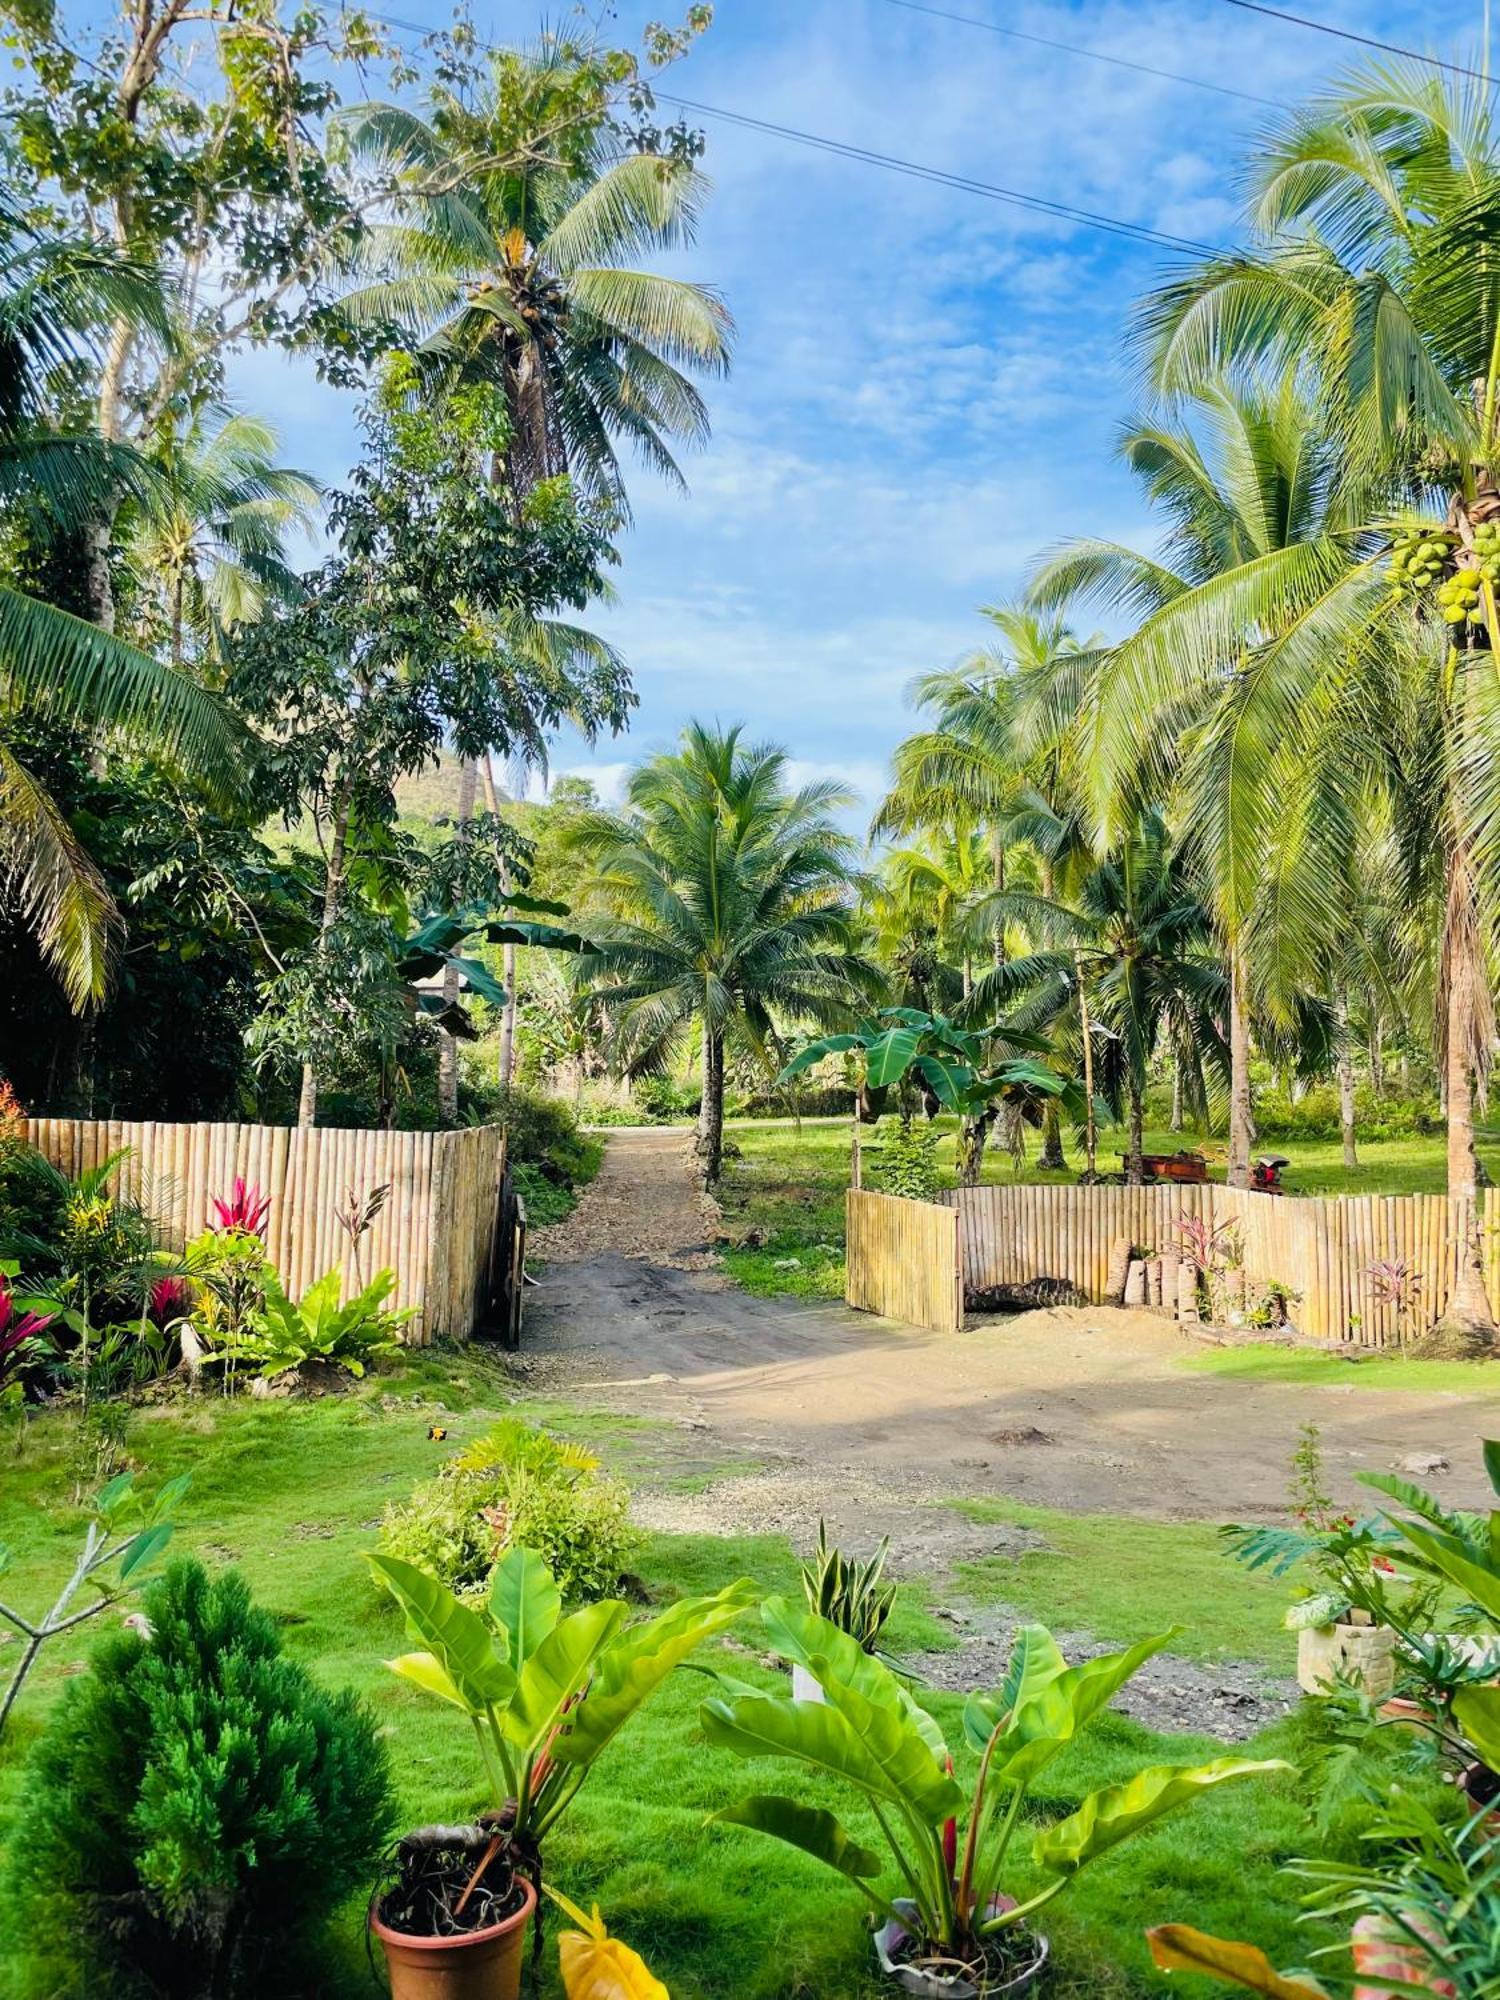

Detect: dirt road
[524,1129,1500,1535]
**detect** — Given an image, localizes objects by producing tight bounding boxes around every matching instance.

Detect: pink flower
[0,1278,54,1369]
[210,1178,270,1237]
[147,1276,191,1328]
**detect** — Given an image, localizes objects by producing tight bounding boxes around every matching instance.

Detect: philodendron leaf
[1146,1926,1329,1996]
[1454,1684,1500,1768]
[760,1596,946,1760]
[548,1886,669,2000]
[989,1630,1179,1784]
[388,1650,468,1710]
[489,1546,561,1674]
[963,1623,1067,1754]
[700,1689,962,1823]
[1034,1758,1290,1876]
[713,1794,887,1885]
[367,1552,517,1712]
[554,1580,755,1769]
[504,1599,629,1754]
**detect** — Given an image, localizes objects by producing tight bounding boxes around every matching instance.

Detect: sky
[230,0,1475,824]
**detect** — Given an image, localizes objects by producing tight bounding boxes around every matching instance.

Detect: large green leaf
[1146,1926,1329,1996]
[1383,1516,1500,1620]
[367,1552,516,1712]
[712,1794,886,1884]
[779,1034,864,1081]
[760,1596,947,1761]
[962,1624,1068,1755]
[1454,1684,1500,1768]
[910,1050,977,1107]
[504,1599,629,1753]
[864,1025,924,1087]
[985,1630,1178,1784]
[700,1690,962,1822]
[489,1547,561,1674]
[1033,1757,1288,1876]
[554,1581,754,1769]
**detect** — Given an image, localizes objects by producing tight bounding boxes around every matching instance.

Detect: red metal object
[1130,1150,1211,1185]
[1250,1155,1290,1195]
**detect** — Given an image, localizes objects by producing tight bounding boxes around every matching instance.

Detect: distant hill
[394,755,517,829]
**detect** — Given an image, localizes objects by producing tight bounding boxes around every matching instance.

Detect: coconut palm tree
[0,186,246,1009]
[568,722,878,1180]
[344,39,732,509]
[1076,64,1500,1341]
[121,408,320,666]
[1027,377,1363,1192]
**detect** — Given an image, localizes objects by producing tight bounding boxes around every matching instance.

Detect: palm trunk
[990,828,1006,968]
[957,1110,993,1187]
[1074,950,1097,1178]
[297,781,353,1129]
[437,757,479,1123]
[1367,1012,1385,1099]
[696,1024,725,1181]
[1432,840,1496,1347]
[1227,942,1254,1190]
[1038,1100,1066,1171]
[1170,1053,1184,1133]
[1335,990,1358,1170]
[1126,1075,1145,1184]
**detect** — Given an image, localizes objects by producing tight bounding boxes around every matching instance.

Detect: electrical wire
[357,7,1228,258]
[882,0,1279,108]
[1215,0,1498,85]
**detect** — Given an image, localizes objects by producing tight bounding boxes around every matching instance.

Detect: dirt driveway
[524,1129,1500,1536]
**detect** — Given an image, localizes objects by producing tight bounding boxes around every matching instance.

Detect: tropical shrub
[867,1120,942,1201]
[501,1087,599,1186]
[368,1545,751,1865]
[378,1418,639,1602]
[702,1602,1284,1986]
[201,1267,411,1385]
[8,1560,393,1998]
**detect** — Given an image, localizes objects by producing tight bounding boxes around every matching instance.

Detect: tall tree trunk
[437,757,478,1124]
[1126,1074,1145,1184]
[1367,1006,1385,1099]
[957,1109,994,1187]
[1335,989,1358,1170]
[696,1023,725,1181]
[990,827,1006,968]
[1433,841,1496,1347]
[1227,942,1254,1190]
[1074,950,1097,1178]
[298,782,353,1130]
[479,758,519,1094]
[1169,1052,1184,1132]
[1038,1100,1066,1171]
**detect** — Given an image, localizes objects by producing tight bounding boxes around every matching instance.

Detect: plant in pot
[367,1545,753,2000]
[701,1598,1286,1998]
[795,1519,896,1701]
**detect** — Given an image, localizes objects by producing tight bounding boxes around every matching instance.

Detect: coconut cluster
[1387,521,1500,628]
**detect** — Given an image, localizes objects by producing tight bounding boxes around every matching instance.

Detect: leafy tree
[1028,379,1358,1190]
[1075,66,1500,1341]
[229,381,626,1125]
[570,722,876,1180]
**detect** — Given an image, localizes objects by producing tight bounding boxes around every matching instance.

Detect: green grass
[0,1355,1344,1998]
[717,1114,1500,1299]
[1180,1341,1500,1395]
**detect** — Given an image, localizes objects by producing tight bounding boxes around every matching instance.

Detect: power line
[882,0,1279,108]
[656,93,1227,256]
[1216,0,1498,85]
[360,7,1228,258]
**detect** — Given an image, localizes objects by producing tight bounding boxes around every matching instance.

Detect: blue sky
[231,0,1464,823]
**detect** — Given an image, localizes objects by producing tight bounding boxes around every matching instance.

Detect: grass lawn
[0,1350,1338,1998]
[1179,1342,1500,1395]
[718,1115,1500,1300]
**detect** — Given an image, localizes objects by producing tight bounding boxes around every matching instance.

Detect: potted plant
[367,1545,752,2000]
[702,1600,1285,1997]
[795,1520,896,1702]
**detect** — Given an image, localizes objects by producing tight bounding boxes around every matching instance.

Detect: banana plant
[368,1546,754,1864]
[397,895,592,1040]
[701,1601,1286,1960]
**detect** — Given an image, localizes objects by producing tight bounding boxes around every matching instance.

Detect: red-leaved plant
[146,1276,192,1329]
[0,1279,54,1375]
[210,1179,270,1238]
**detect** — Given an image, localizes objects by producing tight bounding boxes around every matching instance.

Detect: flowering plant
[209,1178,270,1237]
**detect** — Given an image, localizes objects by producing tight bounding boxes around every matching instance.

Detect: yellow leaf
[1147,1926,1329,1998]
[551,1892,669,2000]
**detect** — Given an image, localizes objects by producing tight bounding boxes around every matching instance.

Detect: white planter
[874,1901,1048,1997]
[791,1663,826,1704]
[1297,1621,1397,1699]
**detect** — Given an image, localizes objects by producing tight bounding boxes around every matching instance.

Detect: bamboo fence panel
[903,1181,1500,1346]
[21,1117,507,1346]
[845,1190,962,1334]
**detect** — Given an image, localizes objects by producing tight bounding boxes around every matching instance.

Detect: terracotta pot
[1296,1621,1396,1700]
[371,1872,536,2000]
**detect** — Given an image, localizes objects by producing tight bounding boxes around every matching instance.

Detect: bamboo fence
[21,1117,508,1345]
[845,1189,963,1334]
[888,1181,1500,1345]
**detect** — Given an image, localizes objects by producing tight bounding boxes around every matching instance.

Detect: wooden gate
[845,1189,962,1334]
